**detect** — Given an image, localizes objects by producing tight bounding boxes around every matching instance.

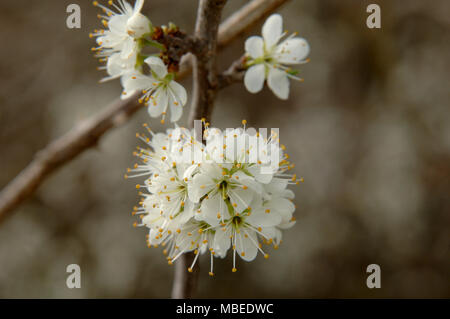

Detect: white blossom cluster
[91,0,187,123]
[126,122,302,274]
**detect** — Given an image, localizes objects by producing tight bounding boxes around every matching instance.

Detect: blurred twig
[0,0,290,222]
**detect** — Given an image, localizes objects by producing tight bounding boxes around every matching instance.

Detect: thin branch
[217,55,247,89]
[218,0,290,49]
[0,0,291,223]
[178,0,290,79]
[0,93,141,224]
[188,0,227,124]
[172,0,227,300]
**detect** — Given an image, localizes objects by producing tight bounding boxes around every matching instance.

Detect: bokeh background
[0,0,449,298]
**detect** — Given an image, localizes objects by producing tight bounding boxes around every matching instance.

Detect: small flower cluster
[126,121,302,274]
[91,0,187,123]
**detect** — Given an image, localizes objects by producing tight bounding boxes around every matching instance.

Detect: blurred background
[0,0,449,298]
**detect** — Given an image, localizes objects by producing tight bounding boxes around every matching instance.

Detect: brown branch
[188,0,227,124]
[217,55,247,89]
[178,0,291,79]
[0,92,140,223]
[218,0,290,49]
[0,0,291,223]
[172,0,227,300]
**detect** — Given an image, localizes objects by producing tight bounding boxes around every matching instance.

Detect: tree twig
[188,0,227,124]
[0,0,291,224]
[217,55,247,89]
[172,0,227,300]
[218,0,290,49]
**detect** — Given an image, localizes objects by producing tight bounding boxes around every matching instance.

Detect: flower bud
[127,13,151,38]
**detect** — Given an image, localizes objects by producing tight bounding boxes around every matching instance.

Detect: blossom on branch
[90,0,152,81]
[244,14,310,100]
[126,122,303,274]
[121,57,187,123]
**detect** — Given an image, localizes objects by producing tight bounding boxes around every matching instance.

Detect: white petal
[245,36,264,59]
[267,66,289,100]
[147,87,168,118]
[236,230,258,261]
[133,0,145,13]
[228,188,253,213]
[263,177,288,194]
[275,38,310,64]
[262,14,283,49]
[109,15,128,35]
[169,81,188,106]
[188,174,215,203]
[244,64,265,94]
[121,72,152,92]
[197,193,228,226]
[247,165,273,184]
[246,210,281,227]
[122,0,134,15]
[120,37,137,59]
[106,54,125,78]
[213,227,231,257]
[144,56,168,79]
[169,94,183,123]
[126,13,150,38]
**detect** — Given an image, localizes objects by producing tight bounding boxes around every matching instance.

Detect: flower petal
[246,209,281,227]
[245,36,264,59]
[121,72,152,93]
[169,80,188,106]
[144,56,168,79]
[244,64,265,94]
[109,15,128,36]
[267,66,289,100]
[262,14,283,49]
[213,227,231,258]
[236,230,258,261]
[275,38,310,64]
[188,173,215,203]
[197,193,229,226]
[120,36,137,59]
[168,94,183,123]
[148,87,168,118]
[133,0,144,13]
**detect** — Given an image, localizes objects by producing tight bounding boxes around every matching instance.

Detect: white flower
[244,13,310,100]
[127,123,302,274]
[91,0,151,80]
[98,51,137,82]
[121,56,187,123]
